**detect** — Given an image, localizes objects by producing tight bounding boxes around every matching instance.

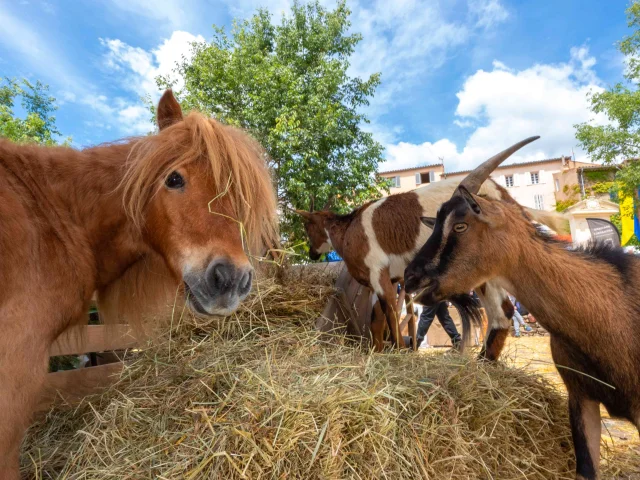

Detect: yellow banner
[620,191,635,245]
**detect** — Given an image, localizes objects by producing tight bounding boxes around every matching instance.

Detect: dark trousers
[416,302,461,347]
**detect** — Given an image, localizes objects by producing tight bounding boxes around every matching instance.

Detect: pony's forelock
[121,112,278,255]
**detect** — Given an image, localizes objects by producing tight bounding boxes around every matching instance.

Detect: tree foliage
[0,78,69,146]
[575,1,640,197]
[158,1,385,250]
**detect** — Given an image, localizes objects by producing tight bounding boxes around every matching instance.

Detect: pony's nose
[206,260,253,299]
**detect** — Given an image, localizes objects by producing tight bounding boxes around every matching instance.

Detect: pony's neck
[8,140,150,288]
[77,142,153,287]
[502,235,624,338]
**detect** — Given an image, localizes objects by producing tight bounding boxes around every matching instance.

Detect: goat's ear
[294,209,313,220]
[420,217,437,228]
[458,186,482,215]
[157,90,183,130]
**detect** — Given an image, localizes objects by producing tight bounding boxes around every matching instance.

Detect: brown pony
[0,90,277,478]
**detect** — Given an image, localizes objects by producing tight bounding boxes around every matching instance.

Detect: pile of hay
[22,267,638,479]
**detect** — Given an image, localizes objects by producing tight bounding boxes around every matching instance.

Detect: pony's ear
[157,89,183,130]
[294,209,313,220]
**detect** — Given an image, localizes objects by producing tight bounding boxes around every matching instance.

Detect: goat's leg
[371,299,386,352]
[397,279,417,350]
[378,269,404,349]
[476,281,512,361]
[568,393,601,480]
[405,294,417,350]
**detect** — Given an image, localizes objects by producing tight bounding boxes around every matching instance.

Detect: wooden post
[315,264,375,346]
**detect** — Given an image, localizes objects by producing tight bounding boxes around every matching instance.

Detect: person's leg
[513,309,525,326]
[436,302,462,348]
[513,314,521,336]
[416,304,437,347]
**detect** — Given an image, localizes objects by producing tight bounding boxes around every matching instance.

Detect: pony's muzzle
[183,259,253,316]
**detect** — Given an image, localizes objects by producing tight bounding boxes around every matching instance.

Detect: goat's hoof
[477,351,498,362]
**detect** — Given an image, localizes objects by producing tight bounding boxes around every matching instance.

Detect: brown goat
[295,145,558,353]
[405,136,640,480]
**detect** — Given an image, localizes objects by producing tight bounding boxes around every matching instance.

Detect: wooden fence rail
[41,324,138,413]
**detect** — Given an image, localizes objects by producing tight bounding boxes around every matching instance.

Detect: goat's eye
[165,171,185,189]
[453,223,468,233]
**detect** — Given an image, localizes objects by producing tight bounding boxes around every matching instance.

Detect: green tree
[158,1,385,252]
[575,1,640,198]
[0,78,69,145]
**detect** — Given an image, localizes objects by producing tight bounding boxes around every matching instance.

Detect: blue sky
[0,0,631,171]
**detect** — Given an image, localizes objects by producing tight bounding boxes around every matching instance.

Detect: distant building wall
[378,164,444,194]
[379,156,597,212]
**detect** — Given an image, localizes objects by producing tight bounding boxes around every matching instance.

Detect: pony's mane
[121,112,278,254]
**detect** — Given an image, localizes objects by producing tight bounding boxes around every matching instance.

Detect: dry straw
[22,266,639,479]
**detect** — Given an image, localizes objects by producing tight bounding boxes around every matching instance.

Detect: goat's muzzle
[405,274,440,306]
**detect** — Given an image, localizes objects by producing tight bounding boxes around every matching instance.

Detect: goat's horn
[458,136,540,195]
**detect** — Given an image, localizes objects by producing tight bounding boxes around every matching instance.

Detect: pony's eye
[165,171,185,189]
[453,223,468,233]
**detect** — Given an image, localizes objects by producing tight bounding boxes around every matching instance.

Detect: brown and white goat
[295,138,557,354]
[404,137,640,480]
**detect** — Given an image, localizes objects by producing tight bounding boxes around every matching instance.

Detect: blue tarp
[325,251,342,262]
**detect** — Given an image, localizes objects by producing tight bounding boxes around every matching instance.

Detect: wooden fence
[40,324,138,413]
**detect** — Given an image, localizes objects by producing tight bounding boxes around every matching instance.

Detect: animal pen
[27,264,640,478]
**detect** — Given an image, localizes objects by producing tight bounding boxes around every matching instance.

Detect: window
[534,194,544,210]
[555,179,560,192]
[505,175,514,188]
[416,171,435,185]
[392,176,401,188]
[531,172,539,184]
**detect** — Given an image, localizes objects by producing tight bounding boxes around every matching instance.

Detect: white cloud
[346,0,509,138]
[0,4,74,86]
[202,0,508,129]
[41,1,55,14]
[101,31,205,100]
[383,139,456,171]
[468,0,509,29]
[222,0,293,17]
[104,0,189,29]
[348,1,470,105]
[98,31,205,134]
[381,46,609,172]
[0,3,154,136]
[58,91,77,104]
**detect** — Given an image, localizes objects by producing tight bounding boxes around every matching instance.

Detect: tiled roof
[379,163,443,175]
[443,157,575,177]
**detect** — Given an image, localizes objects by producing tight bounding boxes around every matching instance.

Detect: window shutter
[513,174,520,187]
[525,172,532,186]
[539,170,546,183]
[498,175,506,186]
[429,171,436,182]
[415,173,421,185]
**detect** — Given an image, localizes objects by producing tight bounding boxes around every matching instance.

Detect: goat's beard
[448,293,484,352]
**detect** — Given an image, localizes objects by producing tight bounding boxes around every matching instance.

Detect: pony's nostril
[210,262,234,291]
[238,270,253,296]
